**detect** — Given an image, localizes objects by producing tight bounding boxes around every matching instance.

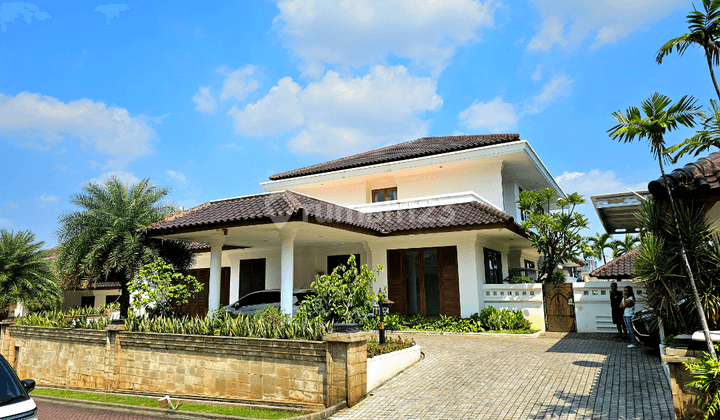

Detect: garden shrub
[503,275,536,284]
[360,306,534,333]
[129,259,203,317]
[15,304,119,330]
[549,271,567,284]
[684,344,720,420]
[367,336,415,358]
[296,255,381,325]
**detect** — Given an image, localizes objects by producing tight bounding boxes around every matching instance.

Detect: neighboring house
[590,152,720,280]
[146,134,564,317]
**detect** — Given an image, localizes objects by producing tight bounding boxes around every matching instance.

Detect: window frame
[483,248,503,284]
[371,187,398,203]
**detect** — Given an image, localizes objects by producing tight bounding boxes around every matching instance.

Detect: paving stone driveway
[332,333,674,420]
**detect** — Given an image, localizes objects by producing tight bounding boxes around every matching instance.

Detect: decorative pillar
[208,232,225,316]
[229,252,242,304]
[456,235,481,317]
[279,228,297,316]
[365,242,387,293]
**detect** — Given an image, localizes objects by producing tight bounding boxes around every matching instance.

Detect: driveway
[332,332,673,420]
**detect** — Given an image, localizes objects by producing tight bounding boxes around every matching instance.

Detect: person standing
[610,282,627,339]
[619,285,637,348]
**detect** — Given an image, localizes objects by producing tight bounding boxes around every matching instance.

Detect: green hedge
[15,304,118,330]
[360,306,535,333]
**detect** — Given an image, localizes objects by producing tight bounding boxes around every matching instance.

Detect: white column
[456,237,481,317]
[366,242,387,293]
[208,233,225,317]
[279,228,297,316]
[229,253,241,304]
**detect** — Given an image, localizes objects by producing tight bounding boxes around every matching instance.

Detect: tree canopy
[55,177,194,317]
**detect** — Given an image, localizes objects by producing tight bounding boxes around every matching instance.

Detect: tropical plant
[0,230,61,313]
[296,255,380,325]
[667,99,720,162]
[609,92,717,359]
[359,307,535,333]
[517,188,589,282]
[128,259,203,317]
[634,198,720,334]
[610,234,641,258]
[656,0,720,100]
[587,232,612,265]
[684,344,720,420]
[55,177,194,319]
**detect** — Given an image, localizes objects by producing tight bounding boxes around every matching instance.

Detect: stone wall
[0,322,367,409]
[661,347,706,420]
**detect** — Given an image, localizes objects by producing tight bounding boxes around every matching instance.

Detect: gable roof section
[145,190,522,237]
[589,248,639,279]
[268,134,520,181]
[648,152,720,199]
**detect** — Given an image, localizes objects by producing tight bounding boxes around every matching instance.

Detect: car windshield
[0,355,26,406]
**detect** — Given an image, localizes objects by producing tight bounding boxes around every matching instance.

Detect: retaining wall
[0,322,367,409]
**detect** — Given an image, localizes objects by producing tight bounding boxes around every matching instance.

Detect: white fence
[482,281,646,333]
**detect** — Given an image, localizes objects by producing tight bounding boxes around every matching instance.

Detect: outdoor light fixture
[374,296,394,346]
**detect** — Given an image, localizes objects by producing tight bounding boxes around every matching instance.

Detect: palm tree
[609,93,717,360]
[0,230,61,313]
[611,234,641,258]
[55,177,194,318]
[587,232,612,265]
[666,99,720,162]
[656,0,720,100]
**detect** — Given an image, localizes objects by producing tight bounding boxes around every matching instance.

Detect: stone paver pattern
[36,400,166,420]
[332,332,673,420]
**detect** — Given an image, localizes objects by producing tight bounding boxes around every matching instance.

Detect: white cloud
[555,169,647,198]
[167,170,186,182]
[4,202,18,208]
[89,171,140,186]
[0,218,13,229]
[94,4,129,25]
[459,96,518,132]
[0,92,155,169]
[192,86,216,113]
[220,142,242,151]
[273,0,495,73]
[527,0,686,52]
[229,65,443,156]
[531,64,543,82]
[38,194,60,203]
[218,65,259,101]
[0,2,50,33]
[523,74,573,114]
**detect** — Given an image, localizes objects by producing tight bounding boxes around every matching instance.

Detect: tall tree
[0,230,61,313]
[666,99,720,162]
[517,189,589,283]
[587,232,612,265]
[55,177,194,318]
[609,93,717,359]
[656,0,720,100]
[611,234,641,258]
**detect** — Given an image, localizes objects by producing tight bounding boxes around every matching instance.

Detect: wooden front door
[387,246,460,317]
[544,283,577,332]
[177,267,230,317]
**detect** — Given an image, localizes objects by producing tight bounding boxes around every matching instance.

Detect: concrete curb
[387,330,542,338]
[33,395,346,420]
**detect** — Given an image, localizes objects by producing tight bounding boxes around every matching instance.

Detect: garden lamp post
[377,297,393,346]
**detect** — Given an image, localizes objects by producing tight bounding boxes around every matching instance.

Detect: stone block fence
[0,321,367,409]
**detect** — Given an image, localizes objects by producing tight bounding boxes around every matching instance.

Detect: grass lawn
[32,388,303,418]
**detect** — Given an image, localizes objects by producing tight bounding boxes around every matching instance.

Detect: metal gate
[544,283,577,332]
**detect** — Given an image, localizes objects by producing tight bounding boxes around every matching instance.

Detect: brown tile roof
[648,152,720,198]
[589,248,639,279]
[145,191,521,237]
[269,134,521,181]
[146,191,383,235]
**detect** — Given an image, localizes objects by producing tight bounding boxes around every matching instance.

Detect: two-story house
[145,134,563,317]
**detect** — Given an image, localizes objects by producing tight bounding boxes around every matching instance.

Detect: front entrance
[544,283,577,332]
[387,246,460,317]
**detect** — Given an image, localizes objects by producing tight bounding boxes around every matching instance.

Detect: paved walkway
[333,333,674,420]
[37,400,166,420]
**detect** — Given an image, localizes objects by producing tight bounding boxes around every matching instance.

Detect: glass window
[0,354,27,406]
[372,188,398,202]
[484,248,503,284]
[80,296,95,308]
[423,250,440,317]
[105,295,120,305]
[404,251,420,315]
[524,260,535,269]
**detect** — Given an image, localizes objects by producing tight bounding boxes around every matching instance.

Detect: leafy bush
[124,307,331,341]
[15,304,118,330]
[549,271,567,284]
[129,259,203,317]
[296,255,380,324]
[367,336,415,358]
[360,307,534,333]
[503,275,536,284]
[684,344,720,420]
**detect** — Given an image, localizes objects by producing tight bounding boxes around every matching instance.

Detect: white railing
[482,284,545,331]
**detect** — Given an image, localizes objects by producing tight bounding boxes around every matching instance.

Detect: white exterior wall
[62,289,122,310]
[482,283,545,331]
[573,281,646,333]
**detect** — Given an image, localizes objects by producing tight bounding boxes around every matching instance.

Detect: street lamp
[373,297,394,345]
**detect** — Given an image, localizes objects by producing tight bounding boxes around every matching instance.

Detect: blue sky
[0,0,714,248]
